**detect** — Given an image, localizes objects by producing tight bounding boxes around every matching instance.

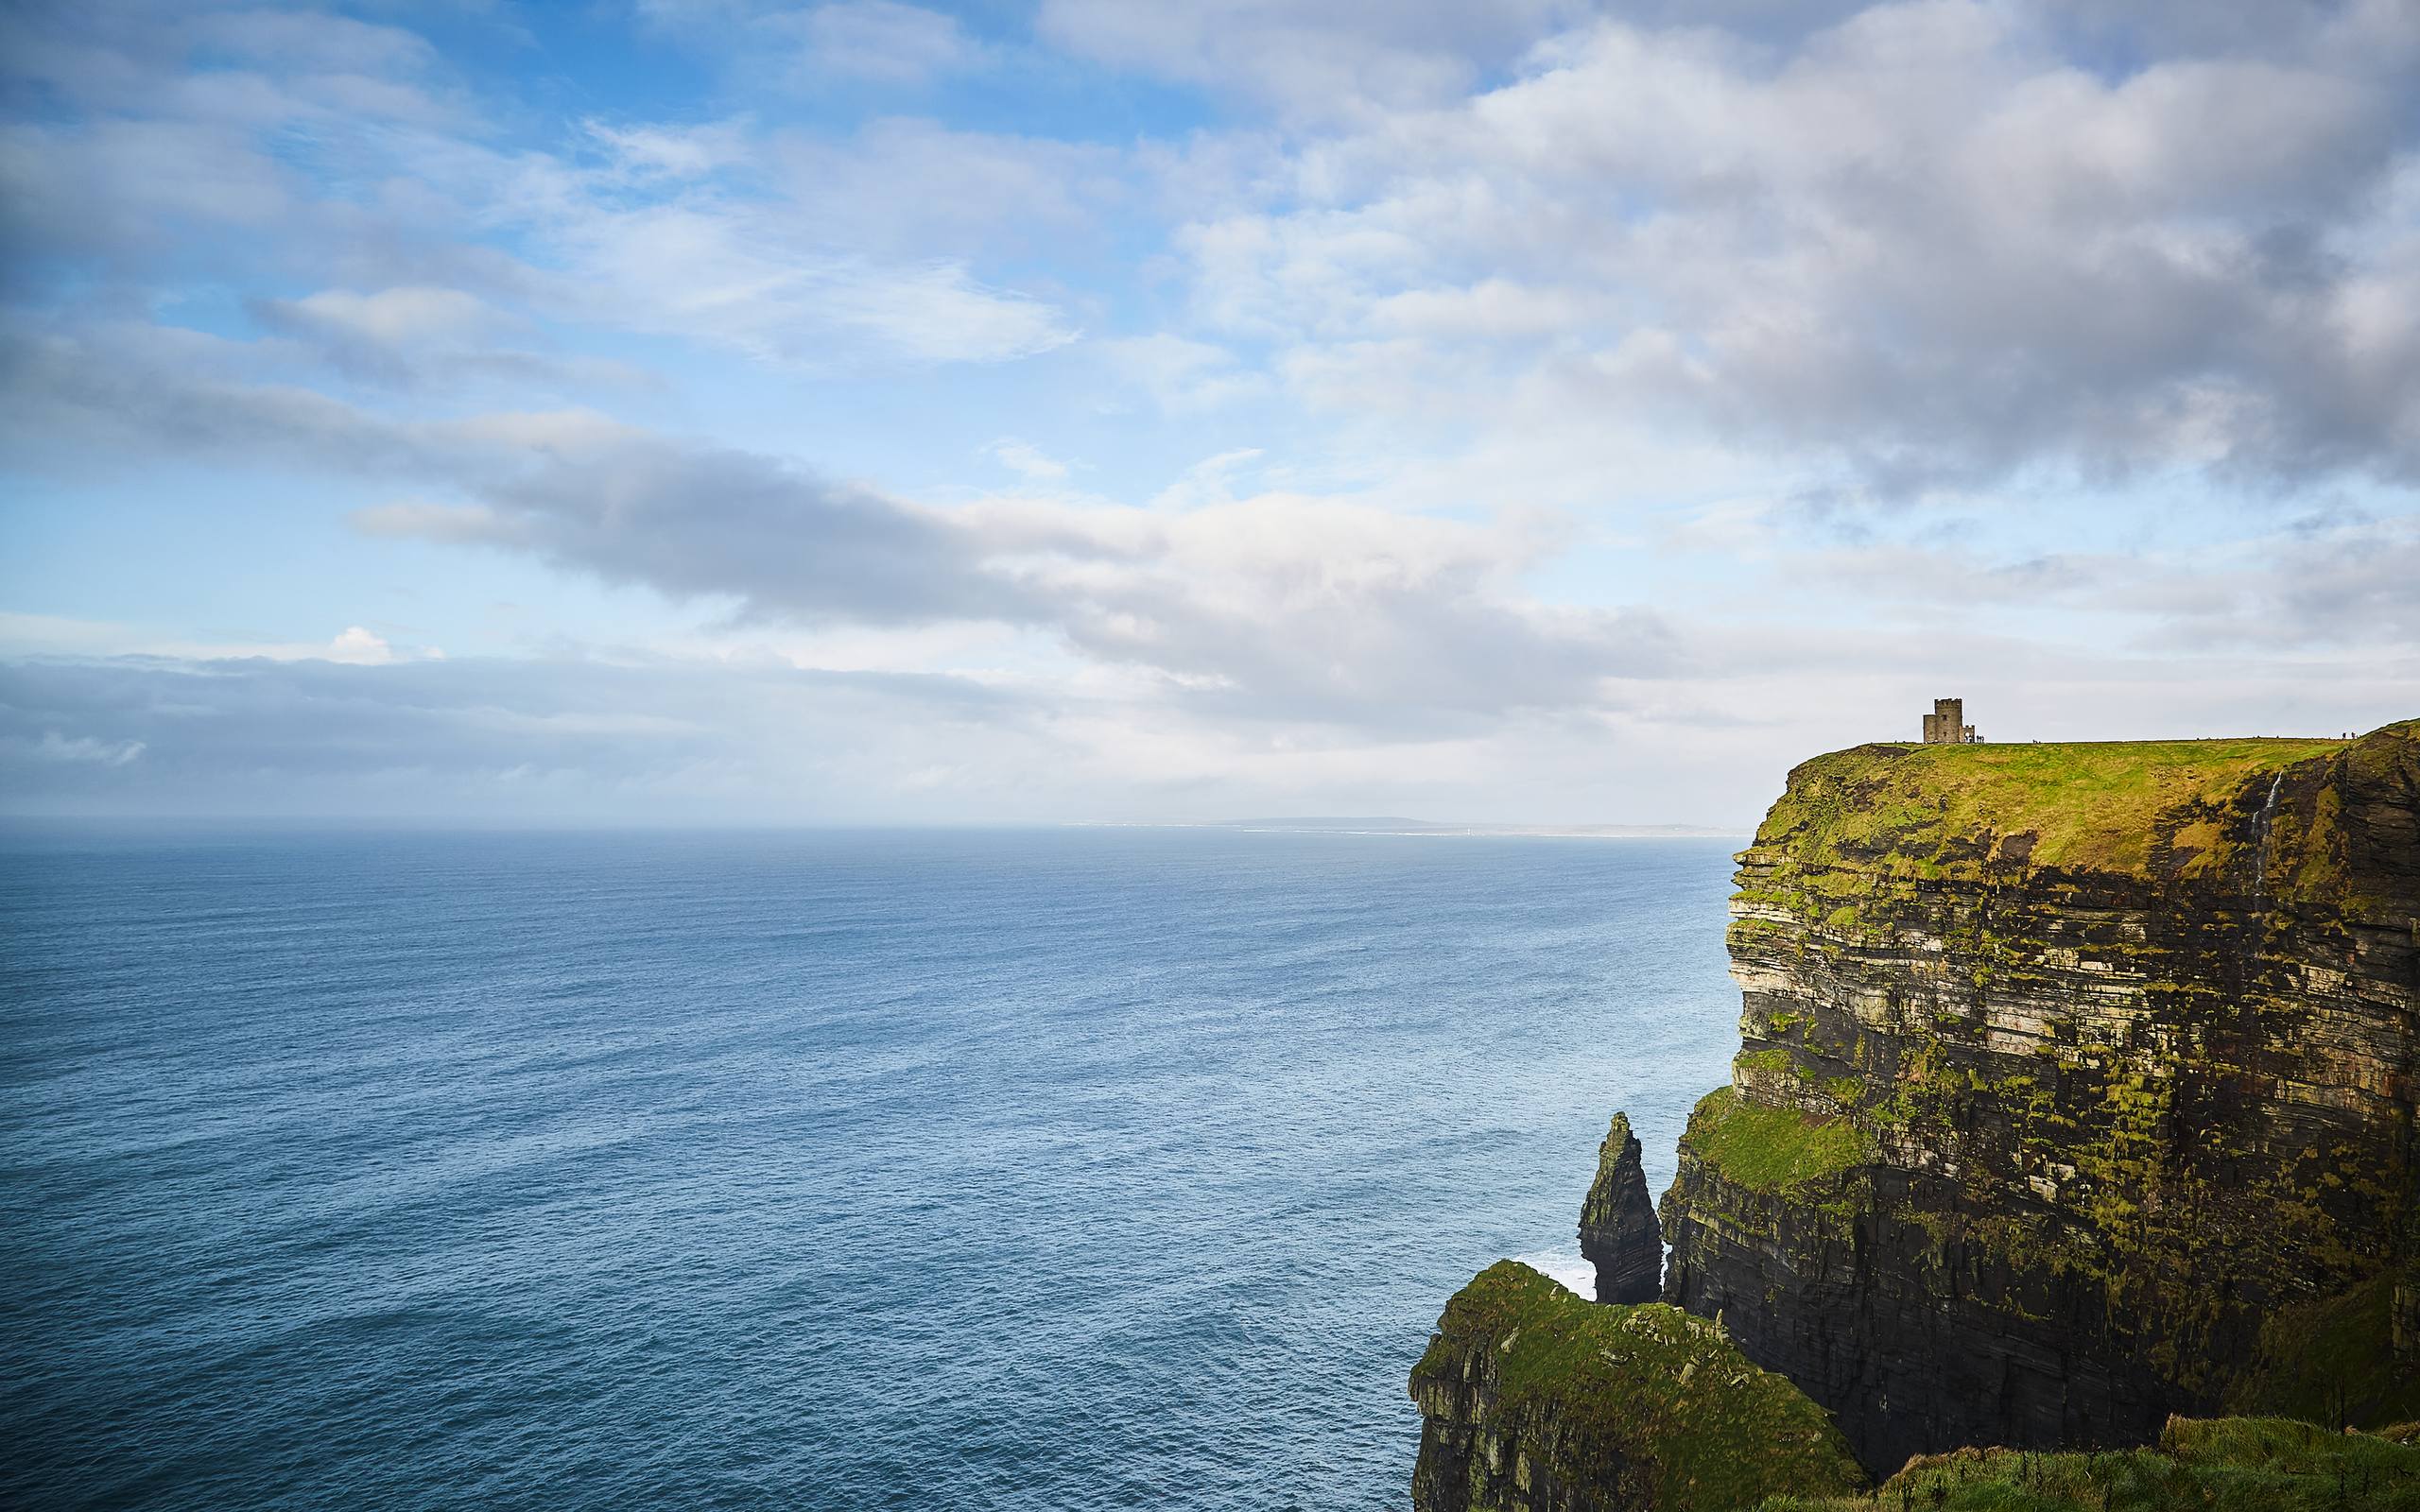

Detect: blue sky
[3,0,2415,825]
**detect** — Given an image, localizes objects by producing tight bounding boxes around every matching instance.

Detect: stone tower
[1921,697,1979,744]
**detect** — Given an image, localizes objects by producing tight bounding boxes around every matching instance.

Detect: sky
[2,0,2415,827]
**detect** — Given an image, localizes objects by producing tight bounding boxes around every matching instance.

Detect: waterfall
[2250,770,2283,910]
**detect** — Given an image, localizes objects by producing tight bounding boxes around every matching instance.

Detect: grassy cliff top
[1415,1262,1866,1512]
[1751,730,2375,880]
[1751,1416,2420,1510]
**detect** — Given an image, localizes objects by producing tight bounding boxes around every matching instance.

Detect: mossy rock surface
[1749,729,2400,889]
[1666,719,2419,1468]
[1410,1261,1865,1512]
[1751,1416,2420,1510]
[1680,1087,1872,1195]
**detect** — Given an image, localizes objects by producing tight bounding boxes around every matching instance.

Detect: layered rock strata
[1659,722,2420,1473]
[1579,1112,1662,1305]
[1409,1262,1865,1512]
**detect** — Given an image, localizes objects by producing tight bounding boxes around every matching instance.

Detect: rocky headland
[1412,720,2420,1510]
[1409,1262,1864,1512]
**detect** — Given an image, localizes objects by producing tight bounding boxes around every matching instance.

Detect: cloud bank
[3,0,2414,822]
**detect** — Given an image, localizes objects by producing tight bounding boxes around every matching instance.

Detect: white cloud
[349,500,510,542]
[1154,1,2420,496]
[793,2,983,83]
[631,0,987,86]
[327,626,398,664]
[0,610,438,666]
[985,438,1073,483]
[522,198,1080,367]
[6,0,2417,825]
[583,118,753,180]
[267,287,505,347]
[184,9,439,75]
[2,13,1083,371]
[11,730,146,766]
[764,118,1118,260]
[1035,0,1593,120]
[1098,334,1270,413]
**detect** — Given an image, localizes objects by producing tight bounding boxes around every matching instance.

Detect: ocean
[0,827,1741,1510]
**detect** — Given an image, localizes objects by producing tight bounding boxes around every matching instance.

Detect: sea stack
[1577,1111,1661,1304]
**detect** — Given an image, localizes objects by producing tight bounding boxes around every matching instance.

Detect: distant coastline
[1080,816,1751,839]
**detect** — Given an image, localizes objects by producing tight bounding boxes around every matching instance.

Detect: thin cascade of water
[2239,771,2286,988]
[2250,770,2283,910]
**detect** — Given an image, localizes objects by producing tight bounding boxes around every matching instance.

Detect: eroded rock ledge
[1408,1262,1864,1512]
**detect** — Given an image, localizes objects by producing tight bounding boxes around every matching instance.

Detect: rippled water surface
[2,828,1740,1510]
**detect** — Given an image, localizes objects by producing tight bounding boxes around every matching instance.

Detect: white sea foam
[1511,1247,1597,1301]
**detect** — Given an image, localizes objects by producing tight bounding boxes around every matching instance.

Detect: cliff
[1660,721,2420,1472]
[1579,1112,1661,1305]
[1408,1262,1865,1512]
[1760,1416,2420,1510]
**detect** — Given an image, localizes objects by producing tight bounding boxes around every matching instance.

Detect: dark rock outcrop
[1409,1262,1865,1512]
[1659,721,2420,1474]
[1579,1111,1662,1304]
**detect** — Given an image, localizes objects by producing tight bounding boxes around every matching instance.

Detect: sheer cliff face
[1659,723,2420,1475]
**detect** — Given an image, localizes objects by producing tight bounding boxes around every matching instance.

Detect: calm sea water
[1,828,1740,1510]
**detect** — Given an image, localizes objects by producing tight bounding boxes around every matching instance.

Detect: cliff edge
[1660,721,2420,1471]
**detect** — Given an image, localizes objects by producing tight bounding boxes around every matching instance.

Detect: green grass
[1413,1261,1867,1512]
[1754,734,2356,880]
[1749,1416,2420,1510]
[1685,1085,1874,1194]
